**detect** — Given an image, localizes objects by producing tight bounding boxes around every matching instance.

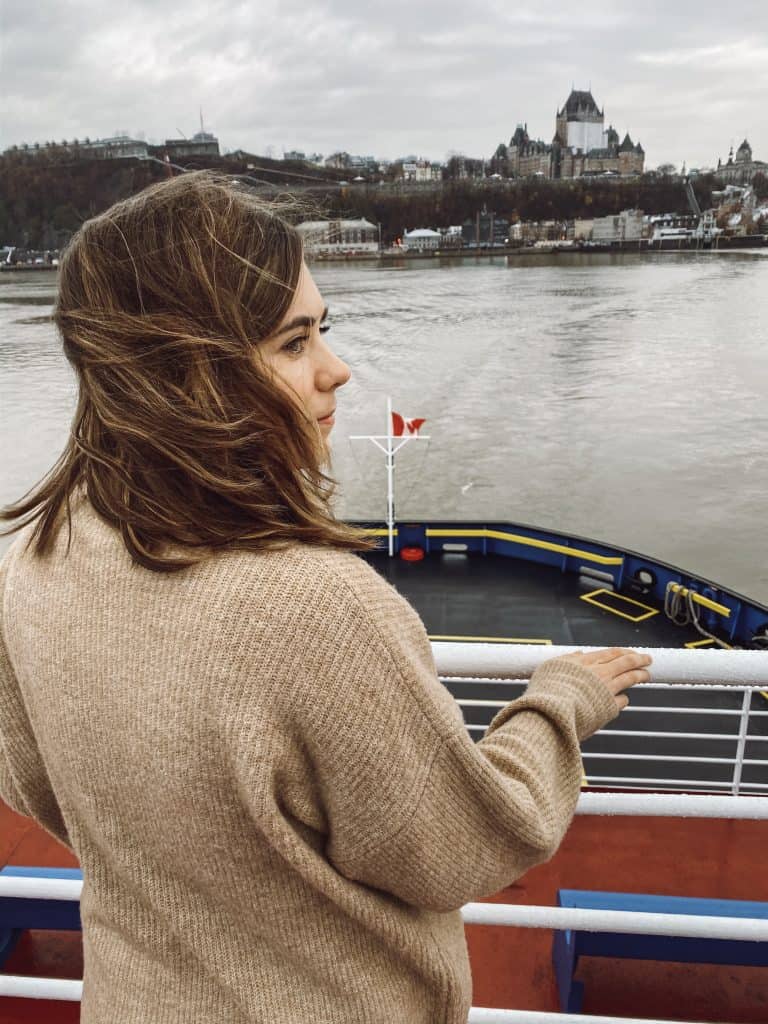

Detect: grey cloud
[2,0,766,168]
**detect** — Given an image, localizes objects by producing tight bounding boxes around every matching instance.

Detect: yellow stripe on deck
[426,528,624,567]
[685,638,733,650]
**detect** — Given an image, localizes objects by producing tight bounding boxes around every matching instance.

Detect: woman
[0,172,651,1023]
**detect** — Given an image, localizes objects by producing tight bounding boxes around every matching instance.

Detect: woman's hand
[556,647,652,712]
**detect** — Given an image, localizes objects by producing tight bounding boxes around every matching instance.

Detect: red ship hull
[2,798,767,1023]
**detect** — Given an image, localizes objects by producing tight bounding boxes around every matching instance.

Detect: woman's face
[261,264,350,438]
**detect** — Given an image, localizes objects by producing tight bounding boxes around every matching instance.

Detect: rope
[664,583,731,648]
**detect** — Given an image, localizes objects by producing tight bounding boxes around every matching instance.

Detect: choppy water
[2,251,767,603]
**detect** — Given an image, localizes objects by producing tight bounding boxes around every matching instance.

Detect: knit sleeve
[0,550,72,850]
[293,553,619,913]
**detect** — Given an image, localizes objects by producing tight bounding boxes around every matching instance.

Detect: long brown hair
[1,171,374,570]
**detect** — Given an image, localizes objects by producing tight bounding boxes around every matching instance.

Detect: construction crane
[683,177,716,245]
[684,177,701,218]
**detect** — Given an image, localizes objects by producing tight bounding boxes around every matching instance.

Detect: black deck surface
[365,550,699,648]
[363,551,768,792]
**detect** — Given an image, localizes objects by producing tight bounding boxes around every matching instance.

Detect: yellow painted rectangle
[580,588,659,623]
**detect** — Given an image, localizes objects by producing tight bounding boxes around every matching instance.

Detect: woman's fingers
[552,647,652,708]
[582,647,648,666]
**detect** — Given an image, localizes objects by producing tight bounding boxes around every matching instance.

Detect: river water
[1,251,767,603]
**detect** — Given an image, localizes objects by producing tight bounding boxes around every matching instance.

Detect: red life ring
[400,546,425,562]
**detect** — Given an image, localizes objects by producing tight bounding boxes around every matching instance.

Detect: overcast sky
[2,1,766,170]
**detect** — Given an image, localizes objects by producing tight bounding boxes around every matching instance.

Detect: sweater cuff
[524,657,621,739]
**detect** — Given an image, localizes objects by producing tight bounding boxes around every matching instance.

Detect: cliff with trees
[0,148,737,250]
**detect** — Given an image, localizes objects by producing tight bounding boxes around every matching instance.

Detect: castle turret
[619,132,635,153]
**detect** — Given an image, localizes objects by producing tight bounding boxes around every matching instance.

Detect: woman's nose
[318,347,351,390]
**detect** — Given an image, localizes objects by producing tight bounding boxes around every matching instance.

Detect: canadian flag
[391,412,426,437]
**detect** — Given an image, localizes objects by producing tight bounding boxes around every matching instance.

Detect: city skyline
[2,1,766,171]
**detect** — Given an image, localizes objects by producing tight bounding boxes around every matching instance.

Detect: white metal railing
[459,902,768,941]
[467,1012,710,1023]
[0,976,82,1001]
[575,791,768,817]
[435,644,768,795]
[1,789,767,1021]
[431,643,768,686]
[0,977,712,1023]
[2,643,767,1021]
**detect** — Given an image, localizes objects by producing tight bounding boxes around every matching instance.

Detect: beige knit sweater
[0,495,618,1023]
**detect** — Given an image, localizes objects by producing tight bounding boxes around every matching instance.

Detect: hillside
[0,152,724,250]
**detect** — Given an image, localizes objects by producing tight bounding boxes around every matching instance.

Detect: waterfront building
[296,218,379,253]
[501,89,644,180]
[591,209,644,243]
[570,218,596,241]
[518,220,568,243]
[402,228,442,251]
[715,139,766,184]
[461,208,510,247]
[646,213,697,242]
[440,226,464,248]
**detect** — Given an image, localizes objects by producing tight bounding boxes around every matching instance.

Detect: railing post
[732,689,752,796]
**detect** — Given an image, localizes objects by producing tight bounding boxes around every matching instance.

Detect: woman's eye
[319,322,331,334]
[283,335,308,355]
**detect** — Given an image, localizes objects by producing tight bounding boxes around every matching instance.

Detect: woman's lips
[318,414,335,427]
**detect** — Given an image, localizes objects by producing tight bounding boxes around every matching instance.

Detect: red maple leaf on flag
[391,412,426,437]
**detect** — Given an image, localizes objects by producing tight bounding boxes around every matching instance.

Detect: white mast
[349,395,429,557]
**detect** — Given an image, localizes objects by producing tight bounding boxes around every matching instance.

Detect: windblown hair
[1,171,374,570]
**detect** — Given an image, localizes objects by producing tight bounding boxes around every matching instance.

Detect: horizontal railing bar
[0,976,82,1001]
[583,775,768,790]
[575,792,768,818]
[0,978,709,1021]
[0,877,82,900]
[464,705,757,718]
[460,902,768,940]
[590,730,740,740]
[582,752,737,764]
[620,706,746,715]
[444,678,759,694]
[468,1009,709,1024]
[433,643,768,687]
[457,699,508,708]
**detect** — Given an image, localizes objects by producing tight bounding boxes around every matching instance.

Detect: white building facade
[403,228,442,251]
[591,209,644,243]
[296,219,379,253]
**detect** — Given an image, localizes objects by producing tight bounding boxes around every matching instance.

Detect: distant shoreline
[305,237,767,263]
[2,235,766,272]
